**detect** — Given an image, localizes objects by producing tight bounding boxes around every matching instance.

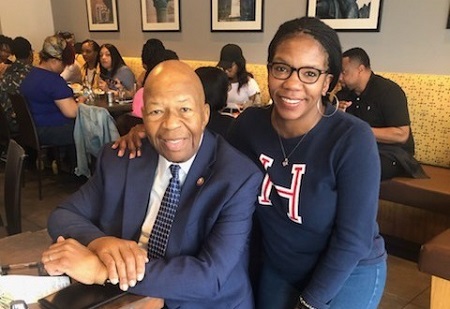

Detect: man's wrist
[95,266,109,285]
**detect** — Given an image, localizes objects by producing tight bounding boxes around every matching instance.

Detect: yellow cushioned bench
[375,72,450,253]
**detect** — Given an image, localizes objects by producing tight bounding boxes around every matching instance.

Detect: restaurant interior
[1,0,450,308]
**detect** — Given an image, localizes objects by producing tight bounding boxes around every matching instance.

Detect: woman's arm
[55,97,79,118]
[246,77,261,106]
[115,66,136,93]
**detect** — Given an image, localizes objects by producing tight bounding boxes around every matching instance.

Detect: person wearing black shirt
[337,47,425,180]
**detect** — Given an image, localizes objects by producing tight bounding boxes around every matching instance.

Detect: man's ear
[203,103,211,127]
[358,64,365,72]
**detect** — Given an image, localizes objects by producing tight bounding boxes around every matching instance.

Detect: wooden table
[0,230,146,308]
[91,96,133,118]
[0,229,51,272]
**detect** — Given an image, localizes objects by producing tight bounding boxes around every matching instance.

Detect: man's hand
[41,236,108,285]
[111,124,146,158]
[338,100,352,112]
[88,236,148,291]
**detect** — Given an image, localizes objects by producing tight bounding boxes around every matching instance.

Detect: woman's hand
[98,78,108,91]
[77,95,87,104]
[115,79,135,98]
[112,124,146,158]
[115,78,124,90]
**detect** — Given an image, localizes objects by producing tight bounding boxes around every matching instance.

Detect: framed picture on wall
[211,0,264,32]
[140,0,181,32]
[86,0,119,32]
[307,0,383,31]
[447,6,450,29]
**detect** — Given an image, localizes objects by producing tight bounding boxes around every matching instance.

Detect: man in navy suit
[41,60,263,308]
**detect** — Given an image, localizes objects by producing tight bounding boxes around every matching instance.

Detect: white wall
[0,0,54,51]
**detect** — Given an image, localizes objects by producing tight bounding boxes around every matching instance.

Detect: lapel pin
[196,177,204,186]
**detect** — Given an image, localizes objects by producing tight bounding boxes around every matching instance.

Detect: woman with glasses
[227,17,386,309]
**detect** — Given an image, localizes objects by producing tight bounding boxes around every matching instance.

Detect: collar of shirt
[157,154,195,187]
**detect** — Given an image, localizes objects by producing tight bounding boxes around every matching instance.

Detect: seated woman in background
[98,44,136,98]
[0,36,34,135]
[136,38,165,89]
[195,66,235,137]
[80,39,100,89]
[217,43,261,110]
[20,35,83,167]
[131,48,179,119]
[116,48,178,135]
[58,32,82,84]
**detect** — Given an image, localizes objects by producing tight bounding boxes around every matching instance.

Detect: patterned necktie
[148,164,181,259]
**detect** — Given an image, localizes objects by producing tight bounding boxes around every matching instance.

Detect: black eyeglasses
[268,62,328,84]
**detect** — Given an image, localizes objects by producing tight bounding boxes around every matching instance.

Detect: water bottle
[107,91,114,105]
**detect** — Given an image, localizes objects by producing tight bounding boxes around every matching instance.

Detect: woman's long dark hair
[234,57,253,93]
[99,43,126,78]
[195,66,229,112]
[143,49,179,85]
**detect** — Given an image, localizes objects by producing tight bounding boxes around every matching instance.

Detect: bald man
[42,61,263,308]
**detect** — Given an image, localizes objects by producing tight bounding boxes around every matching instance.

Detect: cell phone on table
[38,282,126,309]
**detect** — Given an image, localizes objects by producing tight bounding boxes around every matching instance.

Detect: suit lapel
[122,140,159,240]
[167,131,217,255]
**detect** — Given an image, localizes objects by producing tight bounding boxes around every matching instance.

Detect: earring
[317,92,339,118]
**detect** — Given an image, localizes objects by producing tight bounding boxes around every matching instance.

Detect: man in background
[337,47,425,180]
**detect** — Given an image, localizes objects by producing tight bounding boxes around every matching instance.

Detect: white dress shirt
[138,154,195,248]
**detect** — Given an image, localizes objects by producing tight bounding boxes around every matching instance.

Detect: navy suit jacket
[48,130,263,308]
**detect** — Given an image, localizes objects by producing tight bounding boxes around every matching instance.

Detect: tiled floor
[0,164,432,308]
